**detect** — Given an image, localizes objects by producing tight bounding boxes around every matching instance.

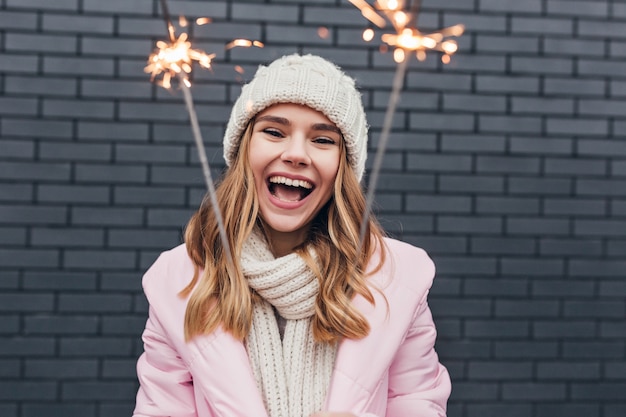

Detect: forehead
[255,103,336,127]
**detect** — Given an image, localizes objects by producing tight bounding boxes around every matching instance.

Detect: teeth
[269,176,312,189]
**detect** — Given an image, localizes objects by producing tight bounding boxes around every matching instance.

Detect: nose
[281,136,311,167]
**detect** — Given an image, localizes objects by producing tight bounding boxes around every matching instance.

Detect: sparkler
[146,0,262,269]
[349,0,464,247]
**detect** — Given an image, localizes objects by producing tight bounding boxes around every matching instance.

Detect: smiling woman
[133,54,451,417]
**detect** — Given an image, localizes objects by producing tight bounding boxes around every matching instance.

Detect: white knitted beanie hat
[223,54,369,181]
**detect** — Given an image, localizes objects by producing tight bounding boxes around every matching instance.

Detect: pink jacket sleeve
[385,291,451,417]
[134,305,198,417]
[133,249,199,417]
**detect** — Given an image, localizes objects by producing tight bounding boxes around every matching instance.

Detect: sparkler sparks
[348,0,464,63]
[145,0,263,273]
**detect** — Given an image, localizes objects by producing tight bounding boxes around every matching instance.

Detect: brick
[165,0,227,18]
[113,185,186,206]
[468,361,533,379]
[441,134,506,153]
[476,34,539,53]
[0,250,59,268]
[430,298,492,318]
[25,359,98,378]
[6,75,77,97]
[0,53,38,74]
[0,96,38,116]
[1,294,55,314]
[537,404,601,417]
[496,300,559,317]
[506,217,570,235]
[495,341,559,358]
[436,340,492,359]
[545,197,606,216]
[578,138,626,156]
[231,3,298,21]
[71,207,143,226]
[22,404,96,417]
[75,163,148,184]
[60,337,133,356]
[0,227,26,245]
[62,381,137,400]
[115,144,186,163]
[465,278,529,297]
[511,56,573,75]
[410,113,474,132]
[575,219,626,236]
[545,158,607,176]
[544,37,606,57]
[448,54,506,73]
[564,300,624,318]
[2,118,73,139]
[0,359,20,377]
[577,179,626,197]
[44,56,114,76]
[467,404,532,417]
[477,75,540,94]
[0,183,33,202]
[31,227,104,247]
[100,403,137,417]
[6,33,77,54]
[443,11,505,32]
[476,196,540,214]
[0,382,56,400]
[579,58,626,78]
[479,0,542,13]
[37,185,110,204]
[0,11,37,30]
[0,337,55,356]
[439,174,504,193]
[6,0,77,9]
[544,77,605,97]
[23,271,97,290]
[512,17,573,35]
[607,239,626,256]
[102,358,138,378]
[406,194,472,213]
[502,383,566,400]
[82,79,152,99]
[477,155,540,174]
[533,280,595,297]
[539,238,603,256]
[43,98,114,119]
[502,258,564,276]
[147,207,196,227]
[465,319,530,338]
[108,229,181,249]
[510,176,573,195]
[0,315,19,333]
[602,322,626,338]
[406,72,472,91]
[510,136,573,155]
[570,259,626,277]
[43,14,113,34]
[406,153,473,172]
[437,216,502,234]
[571,383,626,399]
[512,97,574,115]
[102,316,147,335]
[63,250,136,270]
[0,139,35,159]
[448,381,498,400]
[83,0,152,14]
[378,214,434,234]
[101,272,143,291]
[534,321,596,338]
[77,121,149,142]
[443,93,506,112]
[548,0,608,17]
[25,314,99,335]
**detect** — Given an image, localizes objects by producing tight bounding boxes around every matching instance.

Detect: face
[248,103,343,256]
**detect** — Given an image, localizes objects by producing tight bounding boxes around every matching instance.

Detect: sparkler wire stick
[357,56,409,249]
[178,75,235,268]
[151,0,235,270]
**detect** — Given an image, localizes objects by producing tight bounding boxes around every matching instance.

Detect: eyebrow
[255,115,342,135]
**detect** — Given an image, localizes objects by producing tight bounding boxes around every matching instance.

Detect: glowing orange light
[196,17,211,25]
[363,28,375,42]
[318,26,330,39]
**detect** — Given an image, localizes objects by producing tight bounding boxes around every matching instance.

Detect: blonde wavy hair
[181,122,386,343]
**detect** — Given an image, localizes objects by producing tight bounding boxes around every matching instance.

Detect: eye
[263,128,284,138]
[313,136,337,145]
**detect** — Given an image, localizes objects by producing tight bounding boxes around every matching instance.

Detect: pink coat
[133,237,451,417]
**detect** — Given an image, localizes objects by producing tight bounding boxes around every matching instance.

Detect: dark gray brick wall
[1,0,625,416]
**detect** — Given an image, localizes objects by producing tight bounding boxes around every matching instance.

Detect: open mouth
[268,175,314,202]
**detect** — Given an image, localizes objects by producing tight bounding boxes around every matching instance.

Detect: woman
[133,54,451,417]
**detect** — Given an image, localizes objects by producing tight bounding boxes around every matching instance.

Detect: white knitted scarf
[241,231,337,417]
